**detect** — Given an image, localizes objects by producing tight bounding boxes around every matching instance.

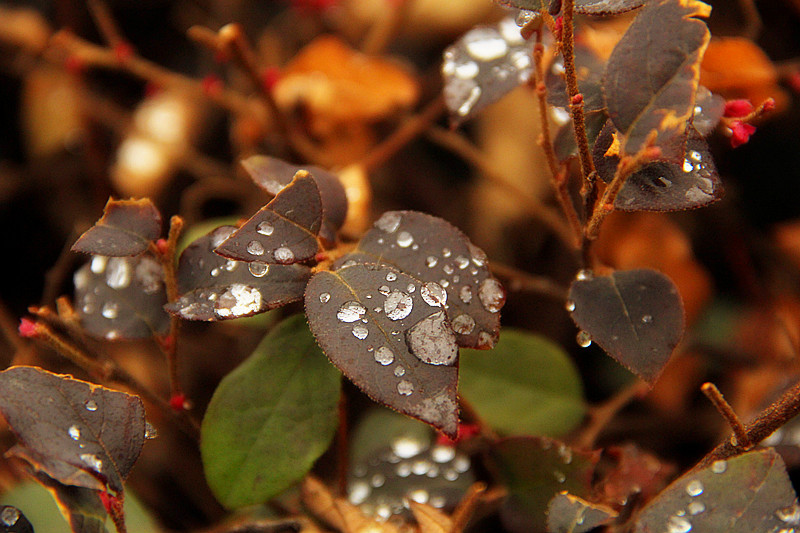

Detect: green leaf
[201,315,342,508]
[459,329,585,437]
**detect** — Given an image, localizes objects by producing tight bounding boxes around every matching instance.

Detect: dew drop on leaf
[91,256,108,274]
[711,460,726,474]
[451,314,476,335]
[68,425,80,440]
[337,301,366,322]
[688,502,705,515]
[386,272,397,282]
[393,436,426,459]
[352,324,369,340]
[397,380,414,396]
[406,311,458,366]
[642,314,653,324]
[319,292,330,303]
[384,290,413,320]
[246,240,265,256]
[248,262,269,277]
[349,481,371,505]
[375,212,402,233]
[421,282,448,307]
[106,257,132,289]
[374,346,395,365]
[576,269,593,281]
[685,480,704,497]
[101,302,119,319]
[394,366,405,377]
[409,488,429,503]
[274,247,295,264]
[85,400,98,411]
[478,278,505,313]
[80,453,103,472]
[577,330,592,348]
[666,515,692,533]
[0,507,19,527]
[426,256,438,268]
[397,231,414,248]
[256,221,274,236]
[566,300,576,312]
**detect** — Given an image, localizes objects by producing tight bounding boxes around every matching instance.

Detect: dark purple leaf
[592,122,722,211]
[546,45,605,113]
[490,436,599,533]
[603,0,711,157]
[0,366,146,494]
[546,492,617,533]
[335,211,504,350]
[0,506,33,533]
[568,269,684,384]
[71,198,161,257]
[553,111,608,163]
[692,86,725,136]
[305,263,460,437]
[33,473,109,533]
[166,226,310,321]
[575,0,646,14]
[215,171,322,265]
[73,255,169,340]
[241,155,348,242]
[634,449,799,533]
[492,0,548,9]
[442,17,534,124]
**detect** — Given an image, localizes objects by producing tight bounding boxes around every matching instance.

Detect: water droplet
[426,256,439,268]
[68,425,80,440]
[375,346,395,365]
[215,284,262,318]
[457,287,473,306]
[554,470,566,483]
[667,515,692,533]
[384,290,413,320]
[145,421,158,439]
[376,503,392,520]
[90,256,108,274]
[458,86,482,116]
[393,437,425,459]
[224,260,238,272]
[407,311,458,365]
[690,150,702,162]
[249,262,269,277]
[349,481,371,505]
[396,231,414,248]
[642,314,653,324]
[352,324,369,340]
[440,279,450,288]
[80,453,103,472]
[318,293,331,305]
[105,258,132,289]
[478,278,505,313]
[257,221,274,235]
[246,240,264,256]
[565,300,576,312]
[451,314,476,335]
[337,301,366,322]
[576,269,593,281]
[576,330,592,348]
[515,9,536,26]
[210,267,220,277]
[386,272,397,282]
[101,302,118,319]
[412,460,432,475]
[464,28,509,62]
[394,365,405,377]
[274,246,294,264]
[455,60,479,80]
[688,502,705,515]
[683,160,694,173]
[396,462,412,477]
[430,495,447,508]
[444,469,459,481]
[431,445,456,463]
[685,480,703,497]
[711,460,727,473]
[397,380,414,396]
[557,443,573,464]
[421,282,448,307]
[777,504,800,524]
[453,455,470,473]
[85,400,98,411]
[657,176,673,187]
[0,507,19,526]
[375,212,402,233]
[370,473,385,488]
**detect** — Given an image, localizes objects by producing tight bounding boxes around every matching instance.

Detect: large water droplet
[776,504,800,524]
[685,480,704,497]
[0,507,19,527]
[409,488,429,504]
[101,302,118,319]
[464,28,509,62]
[256,221,274,235]
[384,290,413,321]
[68,425,80,440]
[479,279,505,313]
[349,481,370,505]
[451,314,476,335]
[246,240,264,256]
[393,436,425,458]
[85,400,98,411]
[215,284,262,318]
[249,262,269,277]
[667,515,692,533]
[421,282,447,307]
[274,247,294,264]
[374,346,395,365]
[396,231,414,248]
[431,445,456,463]
[106,258,132,289]
[397,380,414,396]
[337,301,366,322]
[352,324,369,340]
[375,212,402,233]
[576,330,592,348]
[407,310,458,365]
[80,453,103,472]
[91,256,108,274]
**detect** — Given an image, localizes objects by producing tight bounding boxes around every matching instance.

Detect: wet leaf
[0,366,146,494]
[491,437,599,533]
[241,155,348,243]
[349,408,433,467]
[305,263,460,437]
[32,474,109,533]
[492,0,548,10]
[215,171,322,265]
[546,45,606,113]
[568,269,685,384]
[546,492,617,533]
[593,122,722,211]
[336,211,503,350]
[553,111,607,163]
[165,226,310,321]
[459,329,585,437]
[73,255,169,340]
[442,17,534,124]
[71,198,161,257]
[604,0,711,157]
[0,506,33,533]
[574,0,646,14]
[634,448,800,533]
[201,315,341,508]
[301,477,402,533]
[597,444,676,507]
[691,86,725,136]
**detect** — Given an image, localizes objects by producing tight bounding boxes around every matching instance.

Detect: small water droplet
[374,346,395,365]
[370,473,385,488]
[385,271,398,282]
[453,455,470,473]
[688,502,705,515]
[384,290,413,320]
[90,256,108,274]
[683,160,694,173]
[686,480,704,497]
[210,267,220,277]
[145,421,158,439]
[396,231,414,248]
[337,301,366,322]
[101,302,118,319]
[105,258,132,289]
[396,462,412,477]
[642,314,653,324]
[443,264,455,275]
[421,282,448,307]
[451,314,476,335]
[274,246,294,264]
[257,221,274,235]
[459,285,473,304]
[554,470,566,483]
[85,400,98,411]
[349,481,371,505]
[557,443,573,464]
[394,365,405,377]
[408,488,429,504]
[0,507,19,527]
[515,9,536,26]
[657,176,673,187]
[690,150,702,162]
[576,330,592,348]
[576,269,593,281]
[667,515,692,533]
[80,453,103,472]
[375,212,402,233]
[249,262,269,277]
[319,292,330,303]
[431,445,456,463]
[776,504,800,524]
[397,380,414,396]
[68,425,80,440]
[352,324,369,340]
[565,300,576,312]
[393,437,425,459]
[711,460,727,474]
[413,459,432,475]
[224,260,238,272]
[443,248,452,258]
[426,256,439,268]
[454,60,479,80]
[479,279,505,313]
[443,469,459,481]
[246,240,264,256]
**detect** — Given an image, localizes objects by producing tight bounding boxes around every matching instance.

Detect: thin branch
[701,382,751,449]
[573,380,648,449]
[488,262,568,301]
[86,0,126,50]
[360,0,413,56]
[737,0,763,40]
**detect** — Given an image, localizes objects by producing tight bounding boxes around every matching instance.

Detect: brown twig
[86,0,126,50]
[737,0,763,40]
[361,0,412,55]
[488,262,569,301]
[573,380,648,449]
[451,482,488,532]
[701,382,751,450]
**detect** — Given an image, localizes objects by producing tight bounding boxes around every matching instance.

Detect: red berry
[761,97,776,113]
[730,120,756,148]
[169,393,187,411]
[723,99,754,118]
[155,238,169,255]
[18,318,38,339]
[554,16,564,40]
[571,93,584,105]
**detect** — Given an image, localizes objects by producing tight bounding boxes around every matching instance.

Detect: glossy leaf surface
[604,0,711,157]
[491,437,599,533]
[74,255,169,339]
[568,269,684,384]
[692,86,725,136]
[215,171,322,264]
[634,449,799,533]
[442,17,534,124]
[546,493,617,533]
[201,316,341,508]
[305,263,460,437]
[337,211,503,350]
[71,198,161,257]
[459,329,585,437]
[0,367,145,494]
[593,122,722,211]
[0,506,33,533]
[166,226,310,321]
